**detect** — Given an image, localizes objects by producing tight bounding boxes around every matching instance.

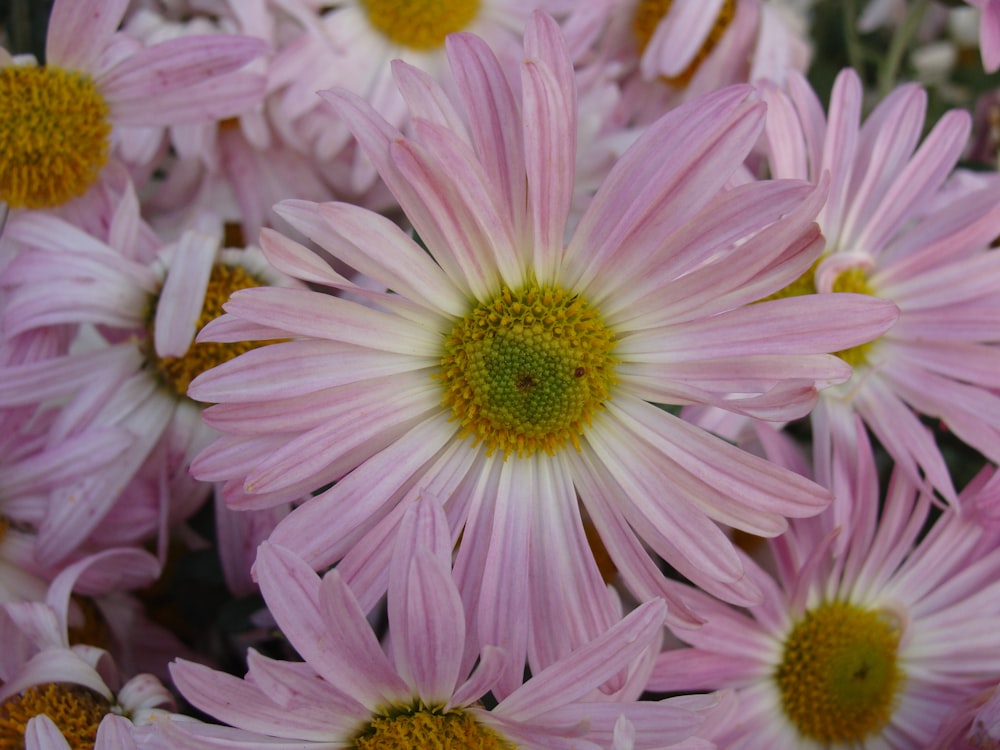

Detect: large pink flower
[156,496,714,749]
[189,12,896,694]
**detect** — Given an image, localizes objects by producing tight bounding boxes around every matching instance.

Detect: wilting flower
[189,11,895,694]
[650,419,1000,748]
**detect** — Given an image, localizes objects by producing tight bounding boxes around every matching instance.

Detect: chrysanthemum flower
[0,548,177,750]
[0,0,266,210]
[649,420,1000,748]
[0,184,295,565]
[758,67,1000,505]
[189,11,896,692]
[156,496,716,749]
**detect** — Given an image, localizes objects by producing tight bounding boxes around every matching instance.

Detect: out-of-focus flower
[154,496,715,749]
[189,11,896,694]
[0,548,177,750]
[758,67,1000,510]
[650,419,1000,748]
[0,0,266,211]
[0,183,296,566]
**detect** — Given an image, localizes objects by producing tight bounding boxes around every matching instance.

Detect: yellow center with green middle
[354,705,514,750]
[359,0,481,51]
[0,65,111,209]
[775,600,904,743]
[760,258,879,367]
[439,283,618,458]
[0,683,111,750]
[631,0,737,86]
[146,262,270,399]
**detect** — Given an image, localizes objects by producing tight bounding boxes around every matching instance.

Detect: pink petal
[154,230,218,358]
[45,0,129,73]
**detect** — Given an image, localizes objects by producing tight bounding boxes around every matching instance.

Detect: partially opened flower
[0,548,177,750]
[189,11,896,693]
[0,0,266,211]
[649,420,1000,748]
[157,496,715,749]
[758,67,1000,505]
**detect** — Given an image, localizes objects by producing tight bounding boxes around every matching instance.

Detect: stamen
[359,0,481,50]
[0,684,111,750]
[631,0,738,86]
[353,705,513,749]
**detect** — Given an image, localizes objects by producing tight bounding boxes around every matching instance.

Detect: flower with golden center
[650,421,1000,748]
[0,0,265,210]
[187,11,896,697]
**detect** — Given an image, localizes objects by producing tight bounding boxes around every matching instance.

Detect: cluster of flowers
[2,0,1000,748]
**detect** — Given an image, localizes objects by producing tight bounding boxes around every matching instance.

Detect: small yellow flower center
[631,0,737,86]
[354,705,513,750]
[359,0,481,51]
[438,283,618,458]
[775,600,904,743]
[146,262,269,399]
[0,65,111,209]
[0,683,111,750]
[760,258,879,367]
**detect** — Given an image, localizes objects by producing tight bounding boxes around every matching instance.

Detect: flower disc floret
[631,0,737,85]
[359,0,480,50]
[353,704,514,750]
[0,65,111,209]
[0,683,110,750]
[438,283,618,458]
[775,600,903,743]
[147,263,268,399]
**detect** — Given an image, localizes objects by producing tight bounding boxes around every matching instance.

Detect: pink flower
[759,67,1000,506]
[190,12,896,694]
[0,548,177,750]
[649,420,1000,748]
[156,496,715,749]
[0,0,266,210]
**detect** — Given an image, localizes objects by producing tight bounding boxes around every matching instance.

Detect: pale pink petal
[982,0,1000,71]
[154,230,218,358]
[817,68,862,241]
[45,0,129,72]
[24,715,71,750]
[641,0,728,79]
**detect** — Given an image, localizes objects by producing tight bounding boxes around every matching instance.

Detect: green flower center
[146,262,270,399]
[0,65,111,209]
[760,258,879,367]
[438,283,618,458]
[775,600,904,743]
[0,683,111,750]
[359,0,481,51]
[353,705,514,749]
[631,0,737,86]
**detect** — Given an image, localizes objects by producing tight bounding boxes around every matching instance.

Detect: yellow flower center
[0,65,111,209]
[631,0,737,86]
[438,283,618,458]
[354,705,514,750]
[775,600,904,743]
[760,258,879,367]
[0,683,111,750]
[359,0,481,51]
[146,262,270,399]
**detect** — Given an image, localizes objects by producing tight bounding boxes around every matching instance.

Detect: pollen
[0,683,111,750]
[353,705,514,750]
[775,600,904,743]
[0,65,111,209]
[631,0,737,86]
[360,0,480,51]
[147,262,270,399]
[438,282,618,459]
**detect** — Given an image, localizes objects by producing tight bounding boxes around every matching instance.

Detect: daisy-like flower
[0,0,266,211]
[648,420,1000,748]
[758,67,1000,505]
[0,548,177,750]
[155,496,716,750]
[0,183,296,566]
[189,12,896,693]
